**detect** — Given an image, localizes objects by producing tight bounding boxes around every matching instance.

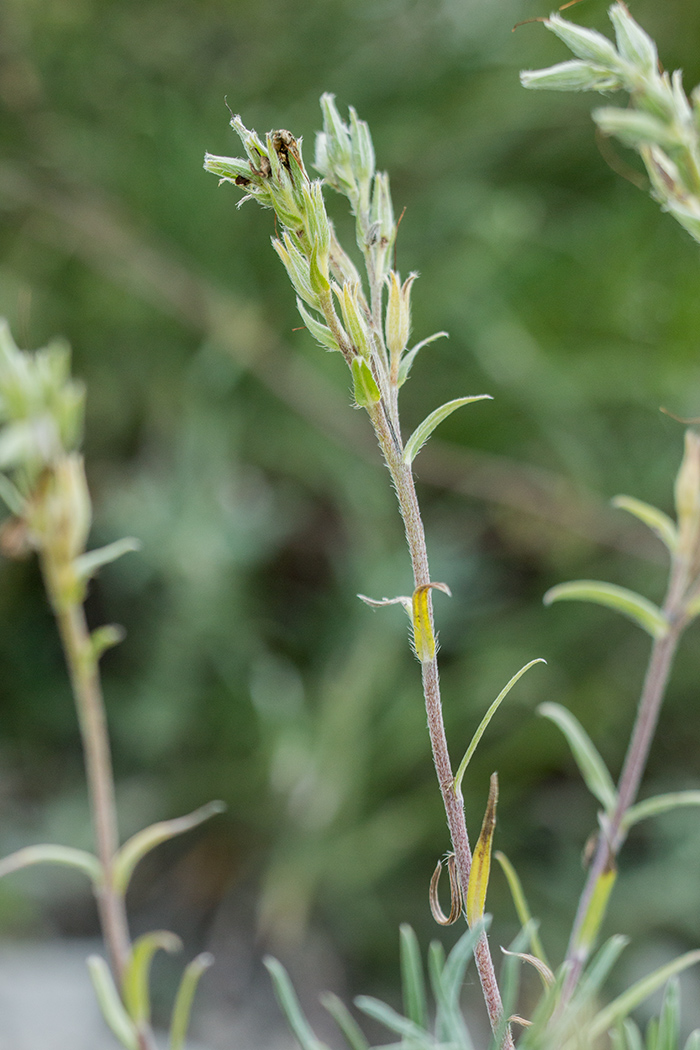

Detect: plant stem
[372,407,514,1048]
[44,562,158,1050]
[561,557,689,1003]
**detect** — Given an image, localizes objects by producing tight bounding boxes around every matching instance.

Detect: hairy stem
[372,407,514,1048]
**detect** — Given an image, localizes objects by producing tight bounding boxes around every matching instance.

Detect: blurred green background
[2,0,700,1038]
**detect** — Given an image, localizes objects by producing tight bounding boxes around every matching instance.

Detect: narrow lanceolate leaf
[169,952,214,1050]
[538,702,617,814]
[453,658,546,796]
[320,993,370,1050]
[495,851,550,968]
[622,790,700,831]
[123,931,182,1024]
[575,864,617,954]
[265,957,330,1050]
[87,955,139,1050]
[0,843,100,885]
[114,800,226,894]
[588,950,700,1039]
[543,580,669,639]
[411,582,451,663]
[398,331,448,387]
[296,298,341,352]
[398,924,428,1030]
[466,773,498,927]
[403,396,491,466]
[611,495,678,553]
[74,537,141,583]
[351,355,381,408]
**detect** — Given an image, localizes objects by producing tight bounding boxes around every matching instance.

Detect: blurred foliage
[1,0,700,1033]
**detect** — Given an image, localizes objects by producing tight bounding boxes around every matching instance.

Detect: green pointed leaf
[574,935,629,1010]
[494,851,550,968]
[265,957,331,1050]
[454,658,546,796]
[351,355,381,408]
[354,996,431,1047]
[114,800,226,894]
[657,978,681,1050]
[543,580,669,639]
[611,496,678,553]
[589,950,700,1039]
[169,952,214,1050]
[397,331,448,387]
[124,931,182,1024]
[0,843,100,884]
[296,298,341,352]
[538,702,617,814]
[87,955,139,1050]
[75,538,141,583]
[403,396,491,466]
[684,1031,700,1050]
[399,924,428,1029]
[622,790,700,831]
[320,993,369,1050]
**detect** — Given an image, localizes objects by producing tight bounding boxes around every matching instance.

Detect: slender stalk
[42,560,158,1050]
[560,554,691,1004]
[373,409,514,1048]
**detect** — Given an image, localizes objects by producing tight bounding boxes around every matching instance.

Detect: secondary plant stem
[44,563,158,1050]
[562,558,690,1002]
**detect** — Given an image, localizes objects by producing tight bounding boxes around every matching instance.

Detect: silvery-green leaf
[75,537,141,583]
[622,790,700,831]
[170,953,214,1050]
[403,395,491,466]
[320,993,369,1050]
[545,13,621,67]
[520,61,624,93]
[91,624,126,661]
[265,957,331,1050]
[398,924,428,1030]
[608,2,658,76]
[593,107,680,150]
[589,950,700,1038]
[0,843,100,884]
[611,495,678,552]
[354,996,431,1047]
[123,931,181,1024]
[114,800,226,894]
[87,955,139,1050]
[538,702,617,814]
[543,580,669,639]
[685,1030,700,1050]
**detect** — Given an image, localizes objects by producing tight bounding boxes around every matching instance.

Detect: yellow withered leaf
[466,773,499,927]
[411,582,451,663]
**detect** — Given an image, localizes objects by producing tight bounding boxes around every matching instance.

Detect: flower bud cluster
[521,2,700,245]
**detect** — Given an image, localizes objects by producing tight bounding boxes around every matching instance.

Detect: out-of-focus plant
[205,52,700,1043]
[0,320,224,1049]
